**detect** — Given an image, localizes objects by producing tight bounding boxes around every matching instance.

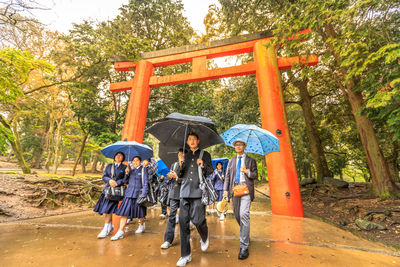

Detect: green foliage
[0,48,54,103]
[215,0,400,192]
[0,125,12,154]
[0,48,54,155]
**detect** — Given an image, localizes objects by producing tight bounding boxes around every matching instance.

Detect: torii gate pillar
[254,41,304,217]
[121,60,153,142]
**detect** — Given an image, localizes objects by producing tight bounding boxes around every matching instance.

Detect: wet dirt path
[1,192,398,267]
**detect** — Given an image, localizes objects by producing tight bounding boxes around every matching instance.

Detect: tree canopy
[0,0,398,197]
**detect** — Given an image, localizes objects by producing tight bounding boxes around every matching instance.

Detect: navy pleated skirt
[93,193,119,215]
[116,197,147,219]
[216,190,224,202]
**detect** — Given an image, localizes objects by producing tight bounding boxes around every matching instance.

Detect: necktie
[114,164,118,177]
[235,156,242,183]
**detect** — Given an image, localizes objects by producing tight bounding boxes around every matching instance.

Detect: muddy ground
[300,183,400,250]
[1,160,399,250]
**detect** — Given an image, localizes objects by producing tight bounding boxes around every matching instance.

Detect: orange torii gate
[110,29,318,217]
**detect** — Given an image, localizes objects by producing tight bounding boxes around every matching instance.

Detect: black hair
[132,156,142,162]
[114,152,125,162]
[186,132,199,141]
[216,161,224,171]
[178,147,187,153]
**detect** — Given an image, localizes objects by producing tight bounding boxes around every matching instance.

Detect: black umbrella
[158,143,188,168]
[146,112,224,150]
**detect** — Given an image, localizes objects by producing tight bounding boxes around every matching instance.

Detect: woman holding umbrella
[93,152,127,239]
[112,155,149,240]
[100,140,153,240]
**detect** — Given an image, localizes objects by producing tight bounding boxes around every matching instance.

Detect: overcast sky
[31,0,219,34]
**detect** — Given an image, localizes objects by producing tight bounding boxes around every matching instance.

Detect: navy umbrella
[211,157,229,171]
[101,141,153,161]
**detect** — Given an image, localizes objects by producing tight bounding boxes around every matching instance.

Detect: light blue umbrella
[220,124,280,155]
[101,141,153,161]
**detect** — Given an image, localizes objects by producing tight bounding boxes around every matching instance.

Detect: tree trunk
[32,145,44,169]
[72,133,88,176]
[294,78,332,183]
[44,115,55,173]
[302,163,308,179]
[51,118,64,174]
[81,155,86,173]
[100,161,105,172]
[32,115,50,169]
[0,115,31,174]
[91,151,99,173]
[60,151,67,164]
[347,90,398,196]
[262,157,267,180]
[320,22,398,196]
[9,138,31,174]
[387,141,399,183]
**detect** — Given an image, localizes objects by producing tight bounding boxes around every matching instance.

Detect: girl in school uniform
[93,152,127,238]
[210,161,226,220]
[112,155,148,240]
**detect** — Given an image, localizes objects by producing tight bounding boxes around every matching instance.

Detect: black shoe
[238,248,249,260]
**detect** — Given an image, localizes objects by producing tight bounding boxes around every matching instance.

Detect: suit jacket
[122,165,149,198]
[168,162,182,200]
[179,149,213,198]
[101,163,127,193]
[223,155,258,201]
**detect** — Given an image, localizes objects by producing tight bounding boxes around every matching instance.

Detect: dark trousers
[161,203,168,215]
[179,198,208,257]
[164,199,179,243]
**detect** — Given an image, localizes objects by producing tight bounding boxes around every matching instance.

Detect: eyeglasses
[234,143,245,147]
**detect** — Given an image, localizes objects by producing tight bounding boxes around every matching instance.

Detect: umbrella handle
[182,123,188,156]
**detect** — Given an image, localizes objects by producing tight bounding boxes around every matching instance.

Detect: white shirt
[237,153,250,183]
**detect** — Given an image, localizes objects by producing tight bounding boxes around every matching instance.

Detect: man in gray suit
[223,140,258,260]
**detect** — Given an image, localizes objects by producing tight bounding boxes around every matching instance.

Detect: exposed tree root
[17,175,103,208]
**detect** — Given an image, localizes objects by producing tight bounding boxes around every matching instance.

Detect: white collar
[190,148,199,154]
[237,153,246,159]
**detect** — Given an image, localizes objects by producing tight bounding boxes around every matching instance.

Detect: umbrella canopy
[100,141,153,161]
[158,142,188,168]
[156,160,170,177]
[212,157,229,171]
[146,112,224,150]
[220,124,280,155]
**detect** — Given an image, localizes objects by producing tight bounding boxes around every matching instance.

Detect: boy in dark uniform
[160,148,185,249]
[176,133,213,266]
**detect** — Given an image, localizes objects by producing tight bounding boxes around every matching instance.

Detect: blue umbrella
[156,160,170,177]
[220,124,280,155]
[212,157,229,171]
[101,141,153,161]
